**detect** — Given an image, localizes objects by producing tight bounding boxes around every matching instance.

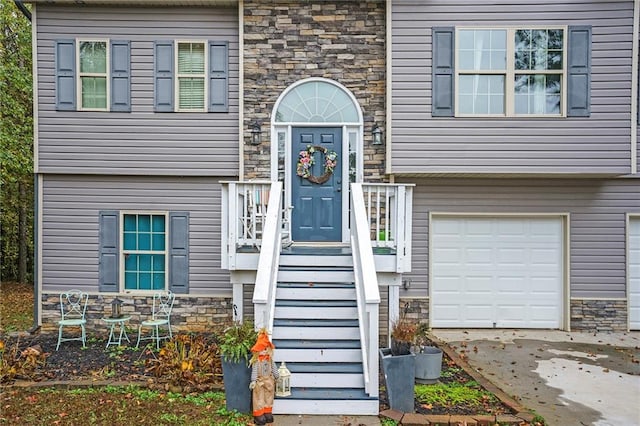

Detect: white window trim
[119,211,169,294]
[454,26,568,118]
[76,38,110,112]
[174,40,208,112]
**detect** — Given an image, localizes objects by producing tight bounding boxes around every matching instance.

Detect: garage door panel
[432,216,563,329]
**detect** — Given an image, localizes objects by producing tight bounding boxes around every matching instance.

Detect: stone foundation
[400,298,429,326]
[40,293,234,336]
[570,299,627,332]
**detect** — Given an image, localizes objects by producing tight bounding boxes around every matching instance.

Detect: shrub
[145,333,221,391]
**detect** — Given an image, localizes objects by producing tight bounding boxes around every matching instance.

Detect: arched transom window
[274,80,359,123]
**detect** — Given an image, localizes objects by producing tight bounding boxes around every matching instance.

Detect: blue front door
[291,127,342,242]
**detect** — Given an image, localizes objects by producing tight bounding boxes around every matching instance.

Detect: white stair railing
[252,181,283,333]
[361,183,415,273]
[350,183,380,398]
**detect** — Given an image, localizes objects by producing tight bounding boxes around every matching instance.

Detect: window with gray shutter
[567,26,592,117]
[99,211,119,292]
[111,40,131,112]
[55,40,76,111]
[209,41,229,112]
[55,39,131,112]
[432,27,455,117]
[154,40,229,112]
[168,212,189,294]
[154,41,175,112]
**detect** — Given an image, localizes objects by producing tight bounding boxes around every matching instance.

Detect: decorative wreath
[296,145,338,184]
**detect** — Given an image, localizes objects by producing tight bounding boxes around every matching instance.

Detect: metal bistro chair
[136,291,175,349]
[56,289,89,350]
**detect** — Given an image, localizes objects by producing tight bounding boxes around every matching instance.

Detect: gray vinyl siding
[35,5,239,176]
[391,0,634,175]
[399,177,640,300]
[40,175,230,295]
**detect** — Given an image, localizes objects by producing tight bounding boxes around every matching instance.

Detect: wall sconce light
[372,124,383,145]
[250,121,262,145]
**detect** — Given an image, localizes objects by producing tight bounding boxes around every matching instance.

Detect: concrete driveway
[431,330,640,426]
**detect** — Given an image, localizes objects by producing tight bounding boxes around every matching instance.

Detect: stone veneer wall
[243,1,386,181]
[396,298,629,332]
[570,299,627,332]
[41,293,234,335]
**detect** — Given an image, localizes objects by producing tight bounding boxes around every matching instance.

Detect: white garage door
[431,216,564,328]
[630,218,640,330]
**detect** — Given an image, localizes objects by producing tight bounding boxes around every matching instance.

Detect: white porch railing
[361,183,414,273]
[350,183,380,398]
[251,181,283,332]
[221,181,289,270]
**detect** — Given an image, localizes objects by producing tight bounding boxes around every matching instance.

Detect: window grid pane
[458,75,505,114]
[457,27,564,116]
[177,43,205,74]
[178,77,205,109]
[79,41,107,73]
[81,77,107,109]
[123,214,167,291]
[514,74,561,115]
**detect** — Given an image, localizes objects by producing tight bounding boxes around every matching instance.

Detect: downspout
[14,0,32,21]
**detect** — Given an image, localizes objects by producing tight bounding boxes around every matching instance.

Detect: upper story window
[176,42,206,111]
[55,39,130,112]
[432,26,591,118]
[456,28,565,117]
[78,40,109,111]
[154,40,229,113]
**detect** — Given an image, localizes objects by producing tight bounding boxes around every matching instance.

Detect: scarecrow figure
[249,329,279,425]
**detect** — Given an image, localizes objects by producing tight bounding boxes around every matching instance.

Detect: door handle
[336,180,342,192]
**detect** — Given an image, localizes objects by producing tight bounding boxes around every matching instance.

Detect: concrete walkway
[432,330,640,426]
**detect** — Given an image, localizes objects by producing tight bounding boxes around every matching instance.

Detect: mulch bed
[2,332,513,416]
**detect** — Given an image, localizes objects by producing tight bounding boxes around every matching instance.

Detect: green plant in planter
[219,320,258,364]
[219,319,258,414]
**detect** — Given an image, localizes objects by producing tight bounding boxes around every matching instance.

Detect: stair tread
[277,282,354,288]
[283,362,363,373]
[276,388,374,400]
[274,339,361,349]
[274,319,359,327]
[276,300,356,307]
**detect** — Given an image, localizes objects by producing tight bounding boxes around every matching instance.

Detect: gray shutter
[567,26,591,117]
[169,212,189,294]
[55,39,76,111]
[99,211,119,292]
[209,41,229,112]
[111,40,131,112]
[431,27,455,117]
[154,40,174,112]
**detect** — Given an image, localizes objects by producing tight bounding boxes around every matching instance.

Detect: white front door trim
[270,78,364,243]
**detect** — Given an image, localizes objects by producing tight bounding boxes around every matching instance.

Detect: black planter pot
[391,339,412,356]
[380,348,415,413]
[221,358,252,414]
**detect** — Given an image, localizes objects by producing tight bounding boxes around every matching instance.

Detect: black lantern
[250,121,262,145]
[110,297,123,319]
[372,124,383,145]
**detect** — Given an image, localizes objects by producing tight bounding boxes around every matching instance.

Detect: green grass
[0,386,252,426]
[415,381,499,410]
